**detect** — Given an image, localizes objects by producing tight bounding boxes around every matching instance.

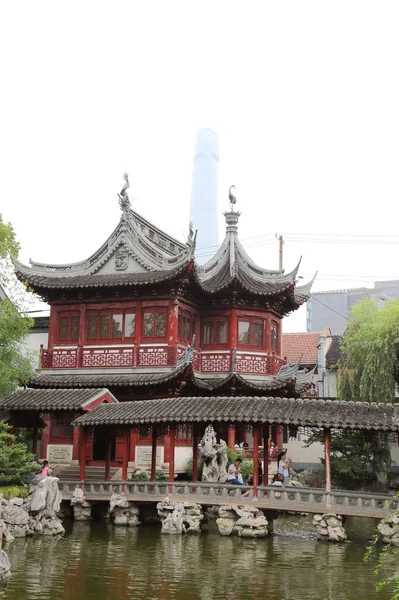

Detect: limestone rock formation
[109,494,140,526]
[313,513,347,542]
[157,498,203,534]
[200,424,228,483]
[216,504,268,538]
[0,550,11,579]
[1,476,64,539]
[378,514,399,546]
[71,488,92,521]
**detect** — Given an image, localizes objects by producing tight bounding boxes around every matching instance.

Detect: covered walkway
[74,395,399,498]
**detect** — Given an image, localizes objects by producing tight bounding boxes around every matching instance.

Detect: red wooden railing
[40,344,286,375]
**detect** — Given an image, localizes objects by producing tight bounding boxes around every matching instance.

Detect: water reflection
[0,520,394,600]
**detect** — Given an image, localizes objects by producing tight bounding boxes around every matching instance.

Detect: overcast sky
[1,1,399,331]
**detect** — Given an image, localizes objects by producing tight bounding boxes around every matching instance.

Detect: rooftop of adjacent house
[325,335,343,368]
[282,332,321,366]
[73,395,399,432]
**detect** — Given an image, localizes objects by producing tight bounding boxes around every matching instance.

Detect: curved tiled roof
[74,396,399,431]
[0,388,116,411]
[15,261,191,290]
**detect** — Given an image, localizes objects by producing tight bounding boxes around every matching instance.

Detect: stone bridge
[59,481,396,519]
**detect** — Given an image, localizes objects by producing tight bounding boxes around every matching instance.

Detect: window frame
[178,309,196,344]
[142,308,168,342]
[237,317,266,350]
[201,316,229,348]
[85,309,136,344]
[49,413,74,443]
[270,319,279,353]
[56,311,81,344]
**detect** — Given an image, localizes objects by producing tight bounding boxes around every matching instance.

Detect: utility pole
[276,234,284,270]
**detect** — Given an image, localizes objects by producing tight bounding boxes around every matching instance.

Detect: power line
[309,294,349,321]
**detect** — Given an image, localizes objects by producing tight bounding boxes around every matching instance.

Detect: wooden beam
[40,414,51,460]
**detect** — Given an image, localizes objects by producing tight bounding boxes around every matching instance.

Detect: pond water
[0,516,394,600]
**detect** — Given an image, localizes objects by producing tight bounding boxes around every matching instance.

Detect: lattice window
[57,313,80,342]
[178,310,196,343]
[238,318,264,349]
[86,310,136,343]
[143,309,167,340]
[202,317,229,347]
[50,413,74,441]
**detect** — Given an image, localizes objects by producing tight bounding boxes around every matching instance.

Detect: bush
[0,485,28,500]
[155,470,168,481]
[130,470,149,482]
[0,424,41,485]
[239,459,254,483]
[186,456,203,480]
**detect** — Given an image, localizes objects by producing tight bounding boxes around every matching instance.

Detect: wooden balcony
[40,344,286,375]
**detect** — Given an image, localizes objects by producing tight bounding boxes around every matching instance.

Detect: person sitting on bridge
[227,457,244,485]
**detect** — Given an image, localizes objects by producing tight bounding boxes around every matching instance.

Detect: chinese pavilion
[9,176,316,474]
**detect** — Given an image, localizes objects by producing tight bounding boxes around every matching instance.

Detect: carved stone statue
[200,425,228,483]
[118,173,131,211]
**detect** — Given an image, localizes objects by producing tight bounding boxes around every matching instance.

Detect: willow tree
[338,298,399,403]
[337,298,399,485]
[0,214,34,399]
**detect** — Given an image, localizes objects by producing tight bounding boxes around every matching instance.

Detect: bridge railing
[59,480,397,515]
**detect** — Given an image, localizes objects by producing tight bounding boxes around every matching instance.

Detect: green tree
[0,214,34,399]
[338,299,399,485]
[0,424,39,484]
[338,298,399,403]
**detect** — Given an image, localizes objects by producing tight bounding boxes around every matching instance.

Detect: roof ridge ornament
[118,173,131,212]
[228,185,237,211]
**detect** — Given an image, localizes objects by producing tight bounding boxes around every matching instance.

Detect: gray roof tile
[0,388,114,411]
[74,396,399,431]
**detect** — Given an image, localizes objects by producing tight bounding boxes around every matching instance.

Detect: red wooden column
[32,428,38,457]
[40,414,51,460]
[122,428,130,482]
[192,423,201,482]
[104,434,112,481]
[168,424,176,489]
[276,425,283,450]
[129,427,138,462]
[228,424,236,448]
[150,426,157,481]
[168,299,179,347]
[252,423,260,498]
[79,427,87,482]
[324,427,332,494]
[263,423,269,487]
[72,414,81,461]
[230,309,238,348]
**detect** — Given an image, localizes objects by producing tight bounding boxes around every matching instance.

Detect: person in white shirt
[227,457,244,485]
